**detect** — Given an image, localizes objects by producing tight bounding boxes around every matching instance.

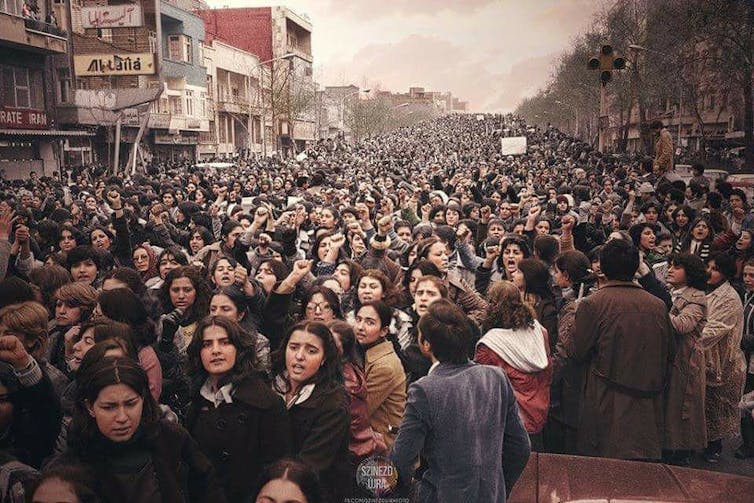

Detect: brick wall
[198,7,273,64]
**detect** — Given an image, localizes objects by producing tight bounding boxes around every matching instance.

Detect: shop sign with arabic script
[81,4,143,29]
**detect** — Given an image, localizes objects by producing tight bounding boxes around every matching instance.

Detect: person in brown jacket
[651,120,674,177]
[567,239,672,460]
[354,300,406,450]
[664,253,708,465]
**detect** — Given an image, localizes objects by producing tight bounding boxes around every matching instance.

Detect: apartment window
[184,37,193,64]
[148,31,157,54]
[206,75,213,98]
[1,66,43,109]
[168,34,193,63]
[168,35,181,61]
[170,96,182,115]
[1,0,21,16]
[185,90,194,116]
[200,91,207,117]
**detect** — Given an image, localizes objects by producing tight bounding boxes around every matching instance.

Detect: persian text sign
[81,5,143,29]
[74,53,155,76]
[0,107,48,129]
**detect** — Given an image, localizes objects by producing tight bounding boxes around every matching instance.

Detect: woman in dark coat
[59,356,226,503]
[186,316,290,502]
[272,320,352,503]
[664,253,708,465]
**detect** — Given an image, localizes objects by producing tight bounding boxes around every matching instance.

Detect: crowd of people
[0,112,752,502]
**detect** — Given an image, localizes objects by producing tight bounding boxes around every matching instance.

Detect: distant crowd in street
[0,112,752,502]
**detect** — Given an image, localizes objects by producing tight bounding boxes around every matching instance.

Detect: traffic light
[588,44,626,86]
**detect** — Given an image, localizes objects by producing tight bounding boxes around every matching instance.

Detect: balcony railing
[23,18,67,39]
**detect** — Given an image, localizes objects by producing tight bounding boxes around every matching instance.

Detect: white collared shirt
[427,361,440,375]
[200,379,234,408]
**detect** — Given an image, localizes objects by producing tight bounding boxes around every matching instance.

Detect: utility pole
[589,44,626,153]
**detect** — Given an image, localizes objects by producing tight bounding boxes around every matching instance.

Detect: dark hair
[555,250,593,285]
[517,258,553,299]
[403,259,441,292]
[669,253,708,290]
[271,321,343,393]
[157,246,189,269]
[159,266,211,322]
[328,319,362,369]
[187,316,261,387]
[209,255,238,285]
[414,275,448,299]
[356,269,398,307]
[66,245,101,271]
[628,223,657,251]
[102,267,146,297]
[0,277,36,309]
[417,299,473,364]
[708,252,736,282]
[212,285,250,320]
[600,238,639,281]
[533,234,559,264]
[302,285,343,320]
[356,300,393,330]
[70,357,160,454]
[335,259,363,291]
[258,258,290,282]
[97,288,156,348]
[191,225,214,248]
[255,458,322,503]
[27,465,101,503]
[78,316,137,355]
[500,235,531,258]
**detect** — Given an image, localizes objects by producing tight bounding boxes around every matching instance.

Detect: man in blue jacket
[391,299,530,502]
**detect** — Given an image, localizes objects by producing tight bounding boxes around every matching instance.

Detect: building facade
[0,0,77,179]
[199,5,314,156]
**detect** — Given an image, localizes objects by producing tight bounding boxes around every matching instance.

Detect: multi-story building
[151,0,209,161]
[199,5,314,156]
[198,39,263,159]
[57,0,162,170]
[0,0,75,178]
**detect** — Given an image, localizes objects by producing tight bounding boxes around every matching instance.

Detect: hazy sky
[206,0,603,112]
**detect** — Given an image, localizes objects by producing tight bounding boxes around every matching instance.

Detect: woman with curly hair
[476,280,551,451]
[158,266,212,354]
[47,282,98,374]
[186,316,290,502]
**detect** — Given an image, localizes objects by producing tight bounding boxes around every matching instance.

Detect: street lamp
[249,52,295,156]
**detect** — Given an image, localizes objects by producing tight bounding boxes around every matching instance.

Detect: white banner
[500,136,527,155]
[81,5,143,29]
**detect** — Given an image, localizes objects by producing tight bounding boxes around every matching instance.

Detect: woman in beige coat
[702,254,747,463]
[664,253,708,465]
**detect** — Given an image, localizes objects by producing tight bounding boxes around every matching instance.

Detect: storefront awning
[0,129,93,136]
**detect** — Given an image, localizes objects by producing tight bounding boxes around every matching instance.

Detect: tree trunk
[744,69,754,169]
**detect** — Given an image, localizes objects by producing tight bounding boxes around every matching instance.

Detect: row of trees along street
[515,0,754,168]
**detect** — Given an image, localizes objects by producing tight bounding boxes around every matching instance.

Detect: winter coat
[57,420,227,503]
[475,321,552,433]
[665,286,707,450]
[186,376,291,502]
[285,383,353,502]
[342,362,387,460]
[702,281,747,440]
[364,339,407,450]
[569,281,672,460]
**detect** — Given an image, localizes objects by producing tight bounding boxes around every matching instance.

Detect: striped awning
[0,129,93,136]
